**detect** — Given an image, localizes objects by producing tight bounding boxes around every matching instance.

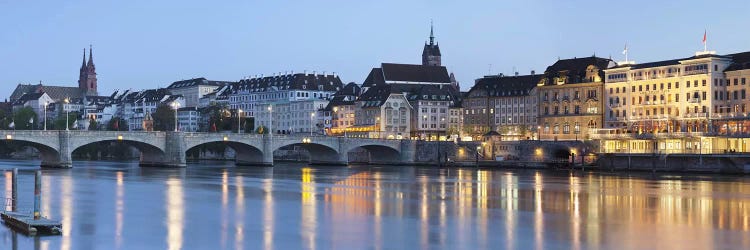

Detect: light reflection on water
[0,160,747,249]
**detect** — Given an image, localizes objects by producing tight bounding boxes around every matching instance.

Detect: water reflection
[115,171,124,248]
[0,162,748,249]
[165,176,183,250]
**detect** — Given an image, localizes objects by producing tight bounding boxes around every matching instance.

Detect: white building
[166,78,233,108]
[113,88,185,131]
[230,72,344,134]
[177,107,201,132]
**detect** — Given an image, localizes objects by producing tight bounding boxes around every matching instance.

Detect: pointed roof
[81,48,86,69]
[87,45,94,67]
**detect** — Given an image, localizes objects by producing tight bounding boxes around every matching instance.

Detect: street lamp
[43,101,48,131]
[237,109,243,134]
[64,98,70,131]
[171,101,180,132]
[310,112,315,136]
[267,104,273,136]
[475,145,482,165]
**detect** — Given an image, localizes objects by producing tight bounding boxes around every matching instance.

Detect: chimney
[515,72,519,76]
[313,71,316,76]
[531,70,536,75]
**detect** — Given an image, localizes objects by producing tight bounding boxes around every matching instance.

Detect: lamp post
[237,109,243,134]
[171,101,180,132]
[476,145,481,166]
[64,98,70,131]
[43,101,48,131]
[267,104,273,136]
[310,112,315,136]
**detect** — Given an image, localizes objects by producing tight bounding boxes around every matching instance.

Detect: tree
[88,117,99,130]
[107,117,128,131]
[12,107,37,130]
[201,104,230,132]
[53,111,78,130]
[153,104,176,131]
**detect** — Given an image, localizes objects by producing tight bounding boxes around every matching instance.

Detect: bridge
[0,130,417,168]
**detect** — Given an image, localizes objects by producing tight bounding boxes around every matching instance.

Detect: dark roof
[323,82,362,111]
[423,44,441,57]
[726,51,750,71]
[13,92,46,105]
[468,74,541,98]
[10,84,83,102]
[235,73,343,93]
[167,77,235,89]
[540,56,612,85]
[362,68,385,87]
[357,83,461,108]
[381,63,451,83]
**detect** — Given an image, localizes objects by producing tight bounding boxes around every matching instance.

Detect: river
[0,160,748,249]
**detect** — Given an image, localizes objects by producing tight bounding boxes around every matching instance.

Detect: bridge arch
[346,144,402,165]
[71,139,168,166]
[272,140,343,165]
[2,139,64,167]
[186,140,266,166]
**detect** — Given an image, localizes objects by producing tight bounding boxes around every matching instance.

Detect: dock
[1,169,62,236]
[1,211,61,236]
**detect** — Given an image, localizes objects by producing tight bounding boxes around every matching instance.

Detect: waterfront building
[537,56,613,141]
[465,73,541,140]
[11,92,54,120]
[597,50,750,154]
[232,72,343,134]
[113,88,185,131]
[166,78,233,108]
[177,107,201,132]
[325,82,362,136]
[199,85,232,108]
[355,63,461,139]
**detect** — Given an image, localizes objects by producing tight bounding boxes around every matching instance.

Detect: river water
[0,160,748,250]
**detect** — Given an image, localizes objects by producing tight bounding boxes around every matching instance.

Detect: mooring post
[11,168,18,212]
[33,170,41,220]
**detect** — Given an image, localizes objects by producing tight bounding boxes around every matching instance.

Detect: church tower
[422,22,441,66]
[78,45,98,96]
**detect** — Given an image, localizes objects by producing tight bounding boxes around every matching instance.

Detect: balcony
[688,98,701,103]
[684,69,708,76]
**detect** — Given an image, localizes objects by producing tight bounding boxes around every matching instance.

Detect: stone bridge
[0,130,416,168]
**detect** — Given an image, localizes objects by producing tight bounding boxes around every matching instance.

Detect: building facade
[537,56,613,141]
[167,78,233,108]
[603,52,742,134]
[231,72,343,134]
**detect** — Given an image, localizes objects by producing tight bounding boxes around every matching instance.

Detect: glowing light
[117,135,123,141]
[5,134,11,140]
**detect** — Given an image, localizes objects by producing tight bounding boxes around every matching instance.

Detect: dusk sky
[1,0,749,98]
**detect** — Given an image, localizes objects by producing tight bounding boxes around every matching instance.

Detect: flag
[8,121,14,129]
[702,30,707,45]
[114,120,119,130]
[622,44,628,55]
[211,123,217,132]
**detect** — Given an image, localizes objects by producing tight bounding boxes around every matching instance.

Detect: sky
[1,0,749,98]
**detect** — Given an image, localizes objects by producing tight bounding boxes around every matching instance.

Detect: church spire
[87,45,94,67]
[429,20,435,45]
[81,48,86,69]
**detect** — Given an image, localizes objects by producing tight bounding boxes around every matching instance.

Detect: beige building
[603,51,746,134]
[537,56,614,141]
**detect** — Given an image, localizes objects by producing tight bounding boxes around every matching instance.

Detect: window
[563,123,570,134]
